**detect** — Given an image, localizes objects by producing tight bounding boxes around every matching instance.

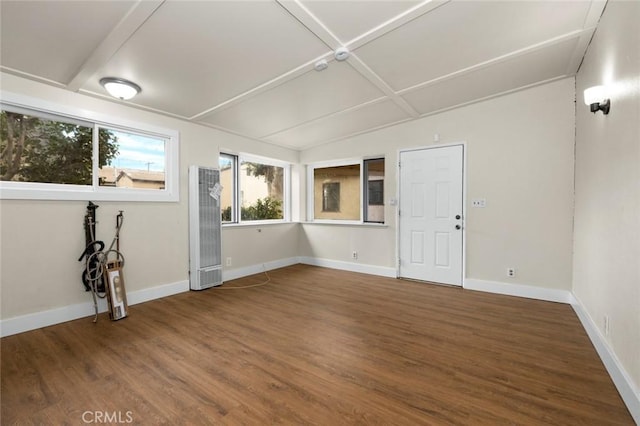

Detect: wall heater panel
[189,166,223,290]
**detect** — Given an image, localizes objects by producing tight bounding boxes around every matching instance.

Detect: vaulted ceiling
[0,0,605,150]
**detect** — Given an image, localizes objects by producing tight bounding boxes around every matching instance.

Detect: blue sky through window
[106,128,165,172]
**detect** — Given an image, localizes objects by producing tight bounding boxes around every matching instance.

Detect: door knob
[455,224,461,230]
[455,214,461,220]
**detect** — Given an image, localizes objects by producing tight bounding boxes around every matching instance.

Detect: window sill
[222,220,293,228]
[0,182,178,202]
[300,221,387,228]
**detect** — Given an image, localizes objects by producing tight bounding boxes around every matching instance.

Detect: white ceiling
[0,0,605,150]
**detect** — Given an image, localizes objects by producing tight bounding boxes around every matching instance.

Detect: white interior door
[399,145,464,286]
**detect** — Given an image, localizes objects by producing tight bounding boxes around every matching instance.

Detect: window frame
[0,91,179,202]
[219,151,291,226]
[219,152,238,223]
[306,156,385,225]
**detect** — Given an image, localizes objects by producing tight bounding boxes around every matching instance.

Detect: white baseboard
[298,256,397,278]
[463,278,574,304]
[222,257,300,282]
[464,278,638,422]
[571,297,640,424]
[0,257,304,337]
[0,279,189,338]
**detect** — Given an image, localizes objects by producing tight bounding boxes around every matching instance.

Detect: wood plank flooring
[1,265,634,425]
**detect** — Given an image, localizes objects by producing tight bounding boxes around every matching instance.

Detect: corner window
[219,152,289,224]
[308,157,385,223]
[0,95,178,202]
[219,153,237,223]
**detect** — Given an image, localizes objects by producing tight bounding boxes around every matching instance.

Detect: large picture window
[0,95,178,202]
[308,157,385,223]
[219,152,289,224]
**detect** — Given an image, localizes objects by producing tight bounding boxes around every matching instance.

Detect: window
[1,109,94,185]
[219,152,289,224]
[322,183,340,212]
[313,164,360,220]
[98,128,166,190]
[364,158,385,223]
[308,157,385,223]
[0,94,178,202]
[219,153,237,223]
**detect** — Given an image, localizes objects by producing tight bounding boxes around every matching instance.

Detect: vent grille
[189,165,223,291]
[198,168,221,268]
[198,267,222,289]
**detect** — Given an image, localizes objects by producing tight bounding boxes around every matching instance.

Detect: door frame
[396,142,467,285]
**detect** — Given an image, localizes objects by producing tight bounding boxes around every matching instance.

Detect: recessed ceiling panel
[401,38,578,115]
[0,1,135,84]
[266,100,410,149]
[80,1,329,117]
[199,62,384,138]
[299,0,422,44]
[357,0,591,91]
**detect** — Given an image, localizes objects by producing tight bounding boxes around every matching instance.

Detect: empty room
[0,0,638,424]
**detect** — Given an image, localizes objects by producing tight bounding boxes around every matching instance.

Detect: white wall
[300,78,576,291]
[0,72,299,322]
[573,0,640,398]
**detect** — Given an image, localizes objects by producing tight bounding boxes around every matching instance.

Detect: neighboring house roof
[116,170,165,183]
[99,167,164,184]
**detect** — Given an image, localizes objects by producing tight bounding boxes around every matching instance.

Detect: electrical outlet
[352,251,358,260]
[604,315,610,336]
[225,257,232,267]
[472,198,486,208]
[507,268,515,277]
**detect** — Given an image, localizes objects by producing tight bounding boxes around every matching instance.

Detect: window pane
[322,182,340,212]
[240,161,284,221]
[219,153,236,223]
[98,128,166,190]
[364,159,385,223]
[314,164,360,220]
[1,109,93,184]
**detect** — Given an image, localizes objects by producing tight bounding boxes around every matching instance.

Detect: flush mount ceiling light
[99,77,141,100]
[583,85,610,114]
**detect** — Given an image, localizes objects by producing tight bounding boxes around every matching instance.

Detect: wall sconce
[99,77,141,100]
[583,85,610,114]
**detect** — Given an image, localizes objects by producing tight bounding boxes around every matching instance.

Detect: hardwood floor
[1,265,633,425]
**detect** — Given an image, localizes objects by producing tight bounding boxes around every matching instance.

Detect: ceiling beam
[66,0,164,92]
[346,0,450,50]
[398,30,585,96]
[194,0,447,121]
[189,52,333,121]
[277,0,427,118]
